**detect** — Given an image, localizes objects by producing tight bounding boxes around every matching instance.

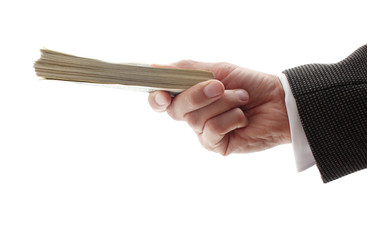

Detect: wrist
[271,74,291,144]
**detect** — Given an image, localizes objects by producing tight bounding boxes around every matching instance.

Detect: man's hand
[148,60,291,155]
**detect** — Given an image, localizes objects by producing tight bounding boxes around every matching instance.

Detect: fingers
[148,59,238,114]
[198,108,248,155]
[148,79,225,116]
[148,61,225,114]
[148,91,172,112]
[184,89,249,134]
[167,80,224,120]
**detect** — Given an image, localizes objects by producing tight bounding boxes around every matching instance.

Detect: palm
[212,65,290,154]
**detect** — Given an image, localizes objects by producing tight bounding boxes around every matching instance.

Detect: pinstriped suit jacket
[283,45,367,182]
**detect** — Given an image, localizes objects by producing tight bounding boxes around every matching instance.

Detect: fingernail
[204,81,223,98]
[235,89,249,101]
[155,93,167,106]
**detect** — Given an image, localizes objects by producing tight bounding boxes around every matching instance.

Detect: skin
[148,60,291,156]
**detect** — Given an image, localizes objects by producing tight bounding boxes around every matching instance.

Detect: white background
[0,0,366,239]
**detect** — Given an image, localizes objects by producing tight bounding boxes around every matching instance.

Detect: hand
[148,60,291,155]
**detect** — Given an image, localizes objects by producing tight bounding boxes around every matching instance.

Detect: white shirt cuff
[278,73,316,172]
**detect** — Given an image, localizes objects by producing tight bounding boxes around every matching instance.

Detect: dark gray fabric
[283,45,367,182]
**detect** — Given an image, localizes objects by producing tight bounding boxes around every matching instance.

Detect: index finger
[148,91,172,112]
[167,79,224,120]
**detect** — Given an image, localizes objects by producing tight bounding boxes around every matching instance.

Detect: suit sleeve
[283,44,367,183]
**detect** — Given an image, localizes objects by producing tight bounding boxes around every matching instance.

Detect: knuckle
[205,118,221,135]
[184,93,201,110]
[198,134,226,155]
[198,135,215,152]
[233,108,247,126]
[185,113,204,134]
[184,113,199,127]
[233,107,243,118]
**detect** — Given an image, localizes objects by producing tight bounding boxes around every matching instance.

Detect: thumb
[150,63,177,69]
[151,60,216,72]
[172,60,217,72]
[152,60,237,80]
